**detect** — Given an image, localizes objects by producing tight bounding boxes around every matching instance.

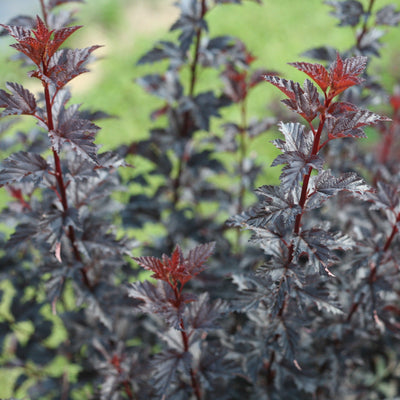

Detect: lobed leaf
[151,349,186,395]
[368,182,400,213]
[50,103,99,163]
[296,229,339,276]
[326,106,390,139]
[263,75,297,100]
[0,151,50,186]
[328,53,367,98]
[0,82,37,116]
[128,281,185,329]
[375,5,400,26]
[273,122,323,189]
[297,286,343,315]
[281,79,321,122]
[325,0,364,27]
[185,242,216,277]
[307,170,371,209]
[171,0,208,53]
[289,61,330,92]
[185,292,227,330]
[47,46,101,88]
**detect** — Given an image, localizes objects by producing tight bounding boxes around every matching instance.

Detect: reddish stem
[294,113,327,235]
[43,75,92,289]
[173,286,202,400]
[356,0,376,50]
[383,213,400,253]
[112,356,135,400]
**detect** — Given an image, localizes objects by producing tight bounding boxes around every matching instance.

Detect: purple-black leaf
[50,103,99,163]
[171,0,208,53]
[296,229,338,276]
[128,281,185,329]
[325,0,364,27]
[185,242,215,274]
[277,319,299,361]
[185,292,227,330]
[307,170,371,209]
[280,79,321,121]
[252,185,301,226]
[136,71,183,103]
[0,82,37,116]
[375,5,400,26]
[47,46,101,88]
[368,182,400,215]
[273,122,313,154]
[326,106,389,139]
[247,117,276,138]
[0,151,50,186]
[181,91,224,131]
[297,286,343,314]
[0,16,35,35]
[137,41,185,68]
[151,349,186,395]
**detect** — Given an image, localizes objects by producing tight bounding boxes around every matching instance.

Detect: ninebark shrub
[0,0,399,399]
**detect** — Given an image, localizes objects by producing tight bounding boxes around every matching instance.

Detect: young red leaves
[132,242,215,290]
[264,53,389,140]
[1,16,98,91]
[288,53,367,99]
[1,16,81,68]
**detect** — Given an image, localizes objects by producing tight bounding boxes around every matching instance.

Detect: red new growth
[288,52,367,99]
[132,242,215,289]
[1,16,81,68]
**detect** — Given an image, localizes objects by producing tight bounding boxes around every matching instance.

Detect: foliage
[0,0,400,399]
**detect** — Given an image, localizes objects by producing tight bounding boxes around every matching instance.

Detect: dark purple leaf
[369,182,400,213]
[6,222,38,250]
[0,151,50,186]
[181,91,224,131]
[47,46,101,88]
[296,229,338,276]
[297,286,343,314]
[0,82,37,116]
[325,0,364,26]
[185,292,227,330]
[326,106,389,139]
[302,46,337,62]
[50,103,99,163]
[137,41,185,68]
[128,281,185,329]
[234,185,301,229]
[0,16,35,35]
[98,151,132,169]
[281,79,321,121]
[272,122,323,189]
[307,170,371,209]
[136,71,183,103]
[151,349,186,395]
[277,319,299,361]
[185,242,215,276]
[375,5,400,26]
[170,0,208,53]
[247,117,275,138]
